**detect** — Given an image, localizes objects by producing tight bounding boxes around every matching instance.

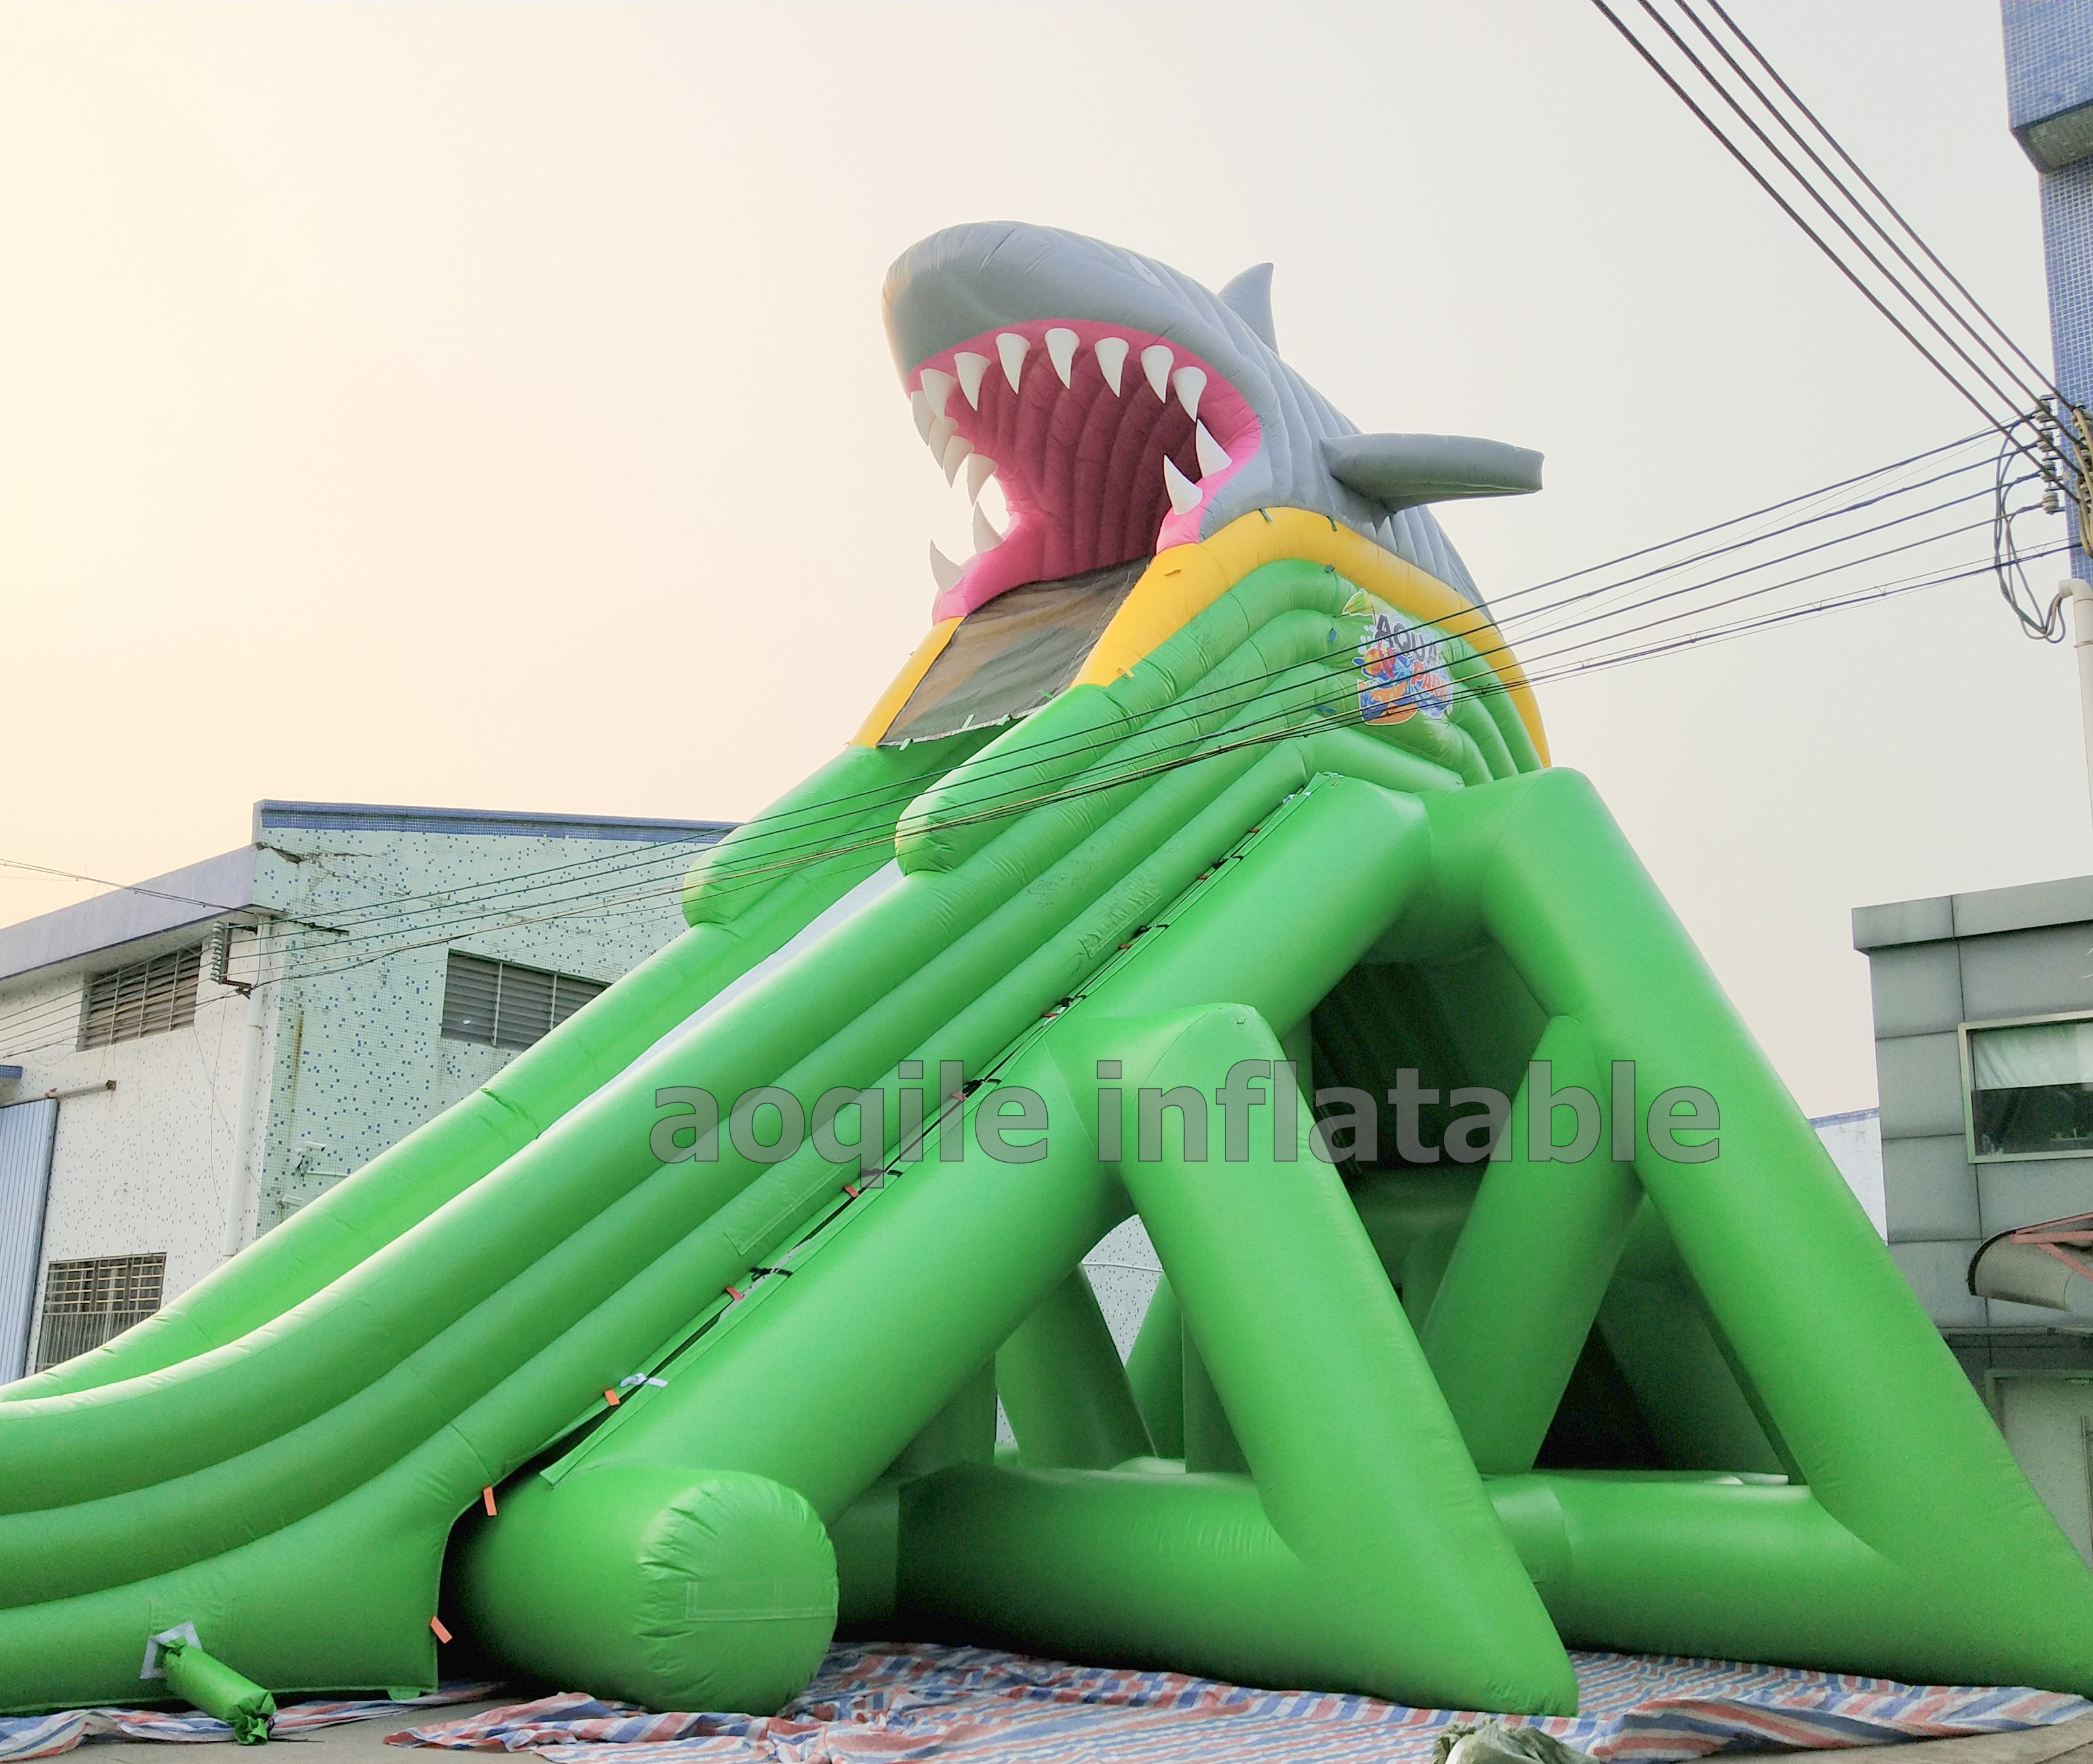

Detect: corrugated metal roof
[0,1097,59,1381]
[0,849,258,987]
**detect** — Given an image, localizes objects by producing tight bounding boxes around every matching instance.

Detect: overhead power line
[1589,0,2090,641]
[1589,0,2054,428]
[1,427,2016,994]
[1699,0,2056,399]
[241,435,2043,962]
[0,455,2055,1056]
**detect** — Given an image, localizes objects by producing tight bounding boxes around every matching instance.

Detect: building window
[77,945,202,1049]
[440,952,606,1051]
[34,1253,165,1371]
[1965,1015,2093,1160]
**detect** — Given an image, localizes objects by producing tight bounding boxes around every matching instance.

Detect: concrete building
[0,799,728,1381]
[1854,874,2093,1559]
[2005,0,2093,521]
[1811,1106,1887,1238]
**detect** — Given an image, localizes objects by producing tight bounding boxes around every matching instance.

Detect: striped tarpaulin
[384,1645,2092,1764]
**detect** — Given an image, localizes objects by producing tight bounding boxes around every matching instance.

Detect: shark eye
[910,323,1259,616]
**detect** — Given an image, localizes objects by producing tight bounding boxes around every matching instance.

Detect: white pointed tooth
[1171,366,1207,422]
[1094,337,1128,394]
[964,453,998,500]
[1194,420,1232,476]
[920,368,955,419]
[910,389,935,442]
[972,502,1004,551]
[996,332,1030,392]
[1141,344,1173,401]
[929,543,966,594]
[1163,455,1201,515]
[1045,327,1078,387]
[927,413,957,456]
[954,351,991,409]
[940,433,974,484]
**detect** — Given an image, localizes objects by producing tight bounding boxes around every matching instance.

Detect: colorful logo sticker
[1355,610,1453,724]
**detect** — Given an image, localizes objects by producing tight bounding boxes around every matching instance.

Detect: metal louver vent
[33,1252,165,1372]
[78,946,203,1049]
[441,952,606,1051]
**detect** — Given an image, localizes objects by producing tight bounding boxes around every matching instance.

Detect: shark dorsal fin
[1321,432,1543,514]
[1218,263,1276,350]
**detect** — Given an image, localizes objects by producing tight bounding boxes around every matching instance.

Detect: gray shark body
[882,221,1539,618]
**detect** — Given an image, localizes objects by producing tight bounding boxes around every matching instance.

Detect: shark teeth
[1045,327,1078,387]
[996,332,1030,392]
[954,351,991,409]
[1141,344,1173,401]
[912,325,1251,607]
[1094,337,1128,395]
[1163,456,1201,516]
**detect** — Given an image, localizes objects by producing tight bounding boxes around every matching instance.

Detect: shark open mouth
[909,320,1263,621]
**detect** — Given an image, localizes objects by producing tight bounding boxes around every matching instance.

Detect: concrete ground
[72,1703,2093,1764]
[1727,1717,2093,1764]
[79,1700,513,1764]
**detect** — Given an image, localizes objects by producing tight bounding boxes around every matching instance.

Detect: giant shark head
[884,221,1541,622]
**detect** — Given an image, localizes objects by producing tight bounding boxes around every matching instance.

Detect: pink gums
[910,320,1261,620]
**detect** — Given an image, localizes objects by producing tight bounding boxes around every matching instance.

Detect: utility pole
[2003,5,2093,818]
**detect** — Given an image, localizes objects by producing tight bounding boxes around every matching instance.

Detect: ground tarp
[383,1644,2093,1764]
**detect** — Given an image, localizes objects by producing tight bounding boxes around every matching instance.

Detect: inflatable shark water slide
[5,223,2091,1720]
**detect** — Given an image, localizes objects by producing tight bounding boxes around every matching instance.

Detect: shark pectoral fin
[1218,262,1277,350]
[1322,433,1544,512]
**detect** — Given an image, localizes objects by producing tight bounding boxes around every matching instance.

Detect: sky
[0,1,2077,1114]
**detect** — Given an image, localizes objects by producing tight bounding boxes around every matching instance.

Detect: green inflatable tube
[1124,1277,1184,1459]
[454,1465,836,1713]
[161,1638,275,1744]
[996,1270,1152,1470]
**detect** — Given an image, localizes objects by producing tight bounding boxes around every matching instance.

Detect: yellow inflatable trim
[853,510,1547,762]
[850,616,962,748]
[1075,510,1548,763]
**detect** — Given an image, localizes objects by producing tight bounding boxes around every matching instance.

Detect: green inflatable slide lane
[3,557,2092,1717]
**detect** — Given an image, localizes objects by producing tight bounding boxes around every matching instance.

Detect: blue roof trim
[254,801,735,846]
[1809,1108,1881,1129]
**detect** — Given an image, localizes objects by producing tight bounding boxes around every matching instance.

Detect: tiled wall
[0,823,711,1336]
[244,823,709,1233]
[2004,0,2093,573]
